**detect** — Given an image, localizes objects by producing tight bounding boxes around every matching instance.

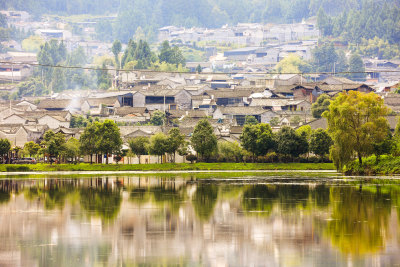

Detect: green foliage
[356,37,400,60]
[310,129,332,158]
[96,63,111,90]
[347,53,366,81]
[274,54,311,73]
[17,77,48,98]
[149,133,169,162]
[196,64,202,73]
[128,136,150,164]
[0,139,11,159]
[218,141,244,162]
[323,91,390,168]
[96,120,123,164]
[121,39,156,69]
[70,115,93,128]
[311,42,338,73]
[43,130,66,160]
[159,41,185,66]
[191,119,218,161]
[95,20,113,42]
[240,123,275,160]
[22,35,45,52]
[150,110,166,126]
[312,94,331,119]
[276,126,309,158]
[79,122,99,164]
[111,40,122,68]
[62,137,80,160]
[244,115,259,125]
[166,128,185,162]
[23,141,40,157]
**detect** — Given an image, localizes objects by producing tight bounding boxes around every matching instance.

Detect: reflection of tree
[23,180,75,210]
[0,188,10,204]
[241,185,278,216]
[325,186,392,255]
[192,183,218,221]
[80,180,122,223]
[152,182,186,213]
[312,184,330,208]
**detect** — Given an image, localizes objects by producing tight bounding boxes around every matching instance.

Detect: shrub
[186,154,197,163]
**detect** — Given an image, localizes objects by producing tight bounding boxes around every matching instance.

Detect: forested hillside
[3,0,400,42]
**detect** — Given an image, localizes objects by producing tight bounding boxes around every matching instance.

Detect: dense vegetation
[4,0,399,44]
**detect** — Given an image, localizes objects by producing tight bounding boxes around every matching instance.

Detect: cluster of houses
[0,71,398,163]
[158,21,320,46]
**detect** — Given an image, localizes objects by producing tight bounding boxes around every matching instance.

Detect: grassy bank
[345,155,400,175]
[0,162,335,172]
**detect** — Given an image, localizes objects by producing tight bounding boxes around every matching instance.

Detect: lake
[1,174,400,266]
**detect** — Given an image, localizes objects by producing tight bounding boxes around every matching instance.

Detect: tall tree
[166,128,185,162]
[96,120,122,164]
[240,123,275,161]
[0,139,10,163]
[347,53,366,81]
[323,91,390,168]
[276,126,309,158]
[311,94,331,118]
[309,129,333,158]
[191,119,217,161]
[79,122,99,164]
[128,136,150,164]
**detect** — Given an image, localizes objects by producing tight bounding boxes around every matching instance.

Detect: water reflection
[0,176,400,266]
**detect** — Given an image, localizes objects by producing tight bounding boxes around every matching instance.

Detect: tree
[276,126,309,158]
[312,94,331,118]
[128,136,150,164]
[63,137,80,162]
[166,128,185,162]
[148,133,169,163]
[159,41,185,66]
[111,40,122,69]
[218,141,244,162]
[323,91,390,168]
[0,139,10,163]
[150,110,165,126]
[244,115,259,125]
[311,42,338,72]
[317,7,333,36]
[191,119,217,161]
[240,123,275,161]
[23,141,40,157]
[43,130,66,163]
[310,129,333,158]
[79,122,99,164]
[274,53,311,73]
[97,120,122,164]
[196,64,202,73]
[347,53,366,81]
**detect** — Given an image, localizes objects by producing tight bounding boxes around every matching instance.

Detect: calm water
[1,174,400,267]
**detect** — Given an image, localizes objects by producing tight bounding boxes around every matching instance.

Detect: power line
[0,60,400,76]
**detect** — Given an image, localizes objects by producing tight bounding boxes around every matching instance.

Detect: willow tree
[323,91,390,169]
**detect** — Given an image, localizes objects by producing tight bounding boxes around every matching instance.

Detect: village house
[213,106,277,126]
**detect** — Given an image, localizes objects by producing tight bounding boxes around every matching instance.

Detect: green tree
[244,115,259,125]
[150,110,166,126]
[97,120,122,164]
[311,42,338,72]
[111,40,122,69]
[309,129,333,158]
[274,53,311,73]
[43,130,66,163]
[128,136,150,164]
[347,53,366,81]
[62,137,80,162]
[23,141,40,157]
[79,122,99,164]
[166,128,185,162]
[276,126,309,158]
[317,7,333,36]
[218,141,244,162]
[196,64,202,73]
[191,119,217,162]
[0,139,10,163]
[240,123,275,161]
[323,91,390,167]
[149,132,169,163]
[159,41,185,66]
[312,94,331,118]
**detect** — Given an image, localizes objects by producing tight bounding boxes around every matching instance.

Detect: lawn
[0,162,335,172]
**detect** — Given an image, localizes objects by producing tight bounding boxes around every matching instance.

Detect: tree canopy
[323,91,390,169]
